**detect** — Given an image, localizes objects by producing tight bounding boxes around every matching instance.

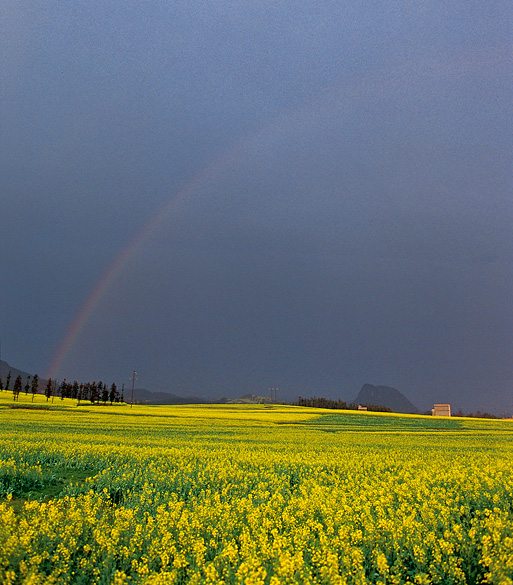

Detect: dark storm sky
[1,1,512,412]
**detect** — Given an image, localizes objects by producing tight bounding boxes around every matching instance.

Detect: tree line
[292,396,392,412]
[292,396,502,418]
[0,371,125,405]
[452,409,499,420]
[0,371,40,402]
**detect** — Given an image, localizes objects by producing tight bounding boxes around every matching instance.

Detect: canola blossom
[0,392,512,584]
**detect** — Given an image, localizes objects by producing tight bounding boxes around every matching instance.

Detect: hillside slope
[0,360,48,390]
[354,383,419,414]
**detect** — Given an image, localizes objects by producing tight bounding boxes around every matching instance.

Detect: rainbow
[46,153,231,381]
[45,81,333,381]
[46,52,480,381]
[45,110,299,381]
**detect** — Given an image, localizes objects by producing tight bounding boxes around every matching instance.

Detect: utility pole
[130,371,137,408]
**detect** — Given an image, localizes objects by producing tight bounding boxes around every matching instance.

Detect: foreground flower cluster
[0,398,512,584]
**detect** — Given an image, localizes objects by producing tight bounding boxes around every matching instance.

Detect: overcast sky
[1,1,512,412]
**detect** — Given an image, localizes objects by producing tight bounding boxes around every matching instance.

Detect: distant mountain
[0,360,48,391]
[130,390,273,405]
[353,383,419,414]
[226,394,273,404]
[131,388,211,405]
[0,364,272,405]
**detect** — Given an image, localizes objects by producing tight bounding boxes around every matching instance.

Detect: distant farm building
[432,404,451,417]
[357,405,368,411]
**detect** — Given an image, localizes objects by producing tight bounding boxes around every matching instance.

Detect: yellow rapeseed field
[0,391,512,584]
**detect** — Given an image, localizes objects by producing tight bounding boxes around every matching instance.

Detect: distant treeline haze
[293,396,500,419]
[292,396,391,412]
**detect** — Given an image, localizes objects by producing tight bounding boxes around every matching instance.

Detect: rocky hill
[353,383,419,414]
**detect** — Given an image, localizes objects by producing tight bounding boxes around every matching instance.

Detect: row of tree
[0,372,40,401]
[452,409,499,419]
[292,396,501,418]
[292,396,392,412]
[47,378,125,405]
[0,371,125,405]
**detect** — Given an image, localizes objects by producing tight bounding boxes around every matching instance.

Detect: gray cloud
[1,1,512,413]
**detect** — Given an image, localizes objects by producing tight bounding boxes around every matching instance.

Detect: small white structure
[432,404,451,417]
[357,405,368,411]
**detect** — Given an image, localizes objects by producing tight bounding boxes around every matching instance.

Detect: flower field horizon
[1,390,512,584]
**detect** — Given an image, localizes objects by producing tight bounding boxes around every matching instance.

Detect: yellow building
[432,403,451,417]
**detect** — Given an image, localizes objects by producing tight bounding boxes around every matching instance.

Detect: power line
[130,370,137,408]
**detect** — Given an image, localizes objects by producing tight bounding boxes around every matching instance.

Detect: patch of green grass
[304,411,464,432]
[2,467,95,508]
[39,468,95,499]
